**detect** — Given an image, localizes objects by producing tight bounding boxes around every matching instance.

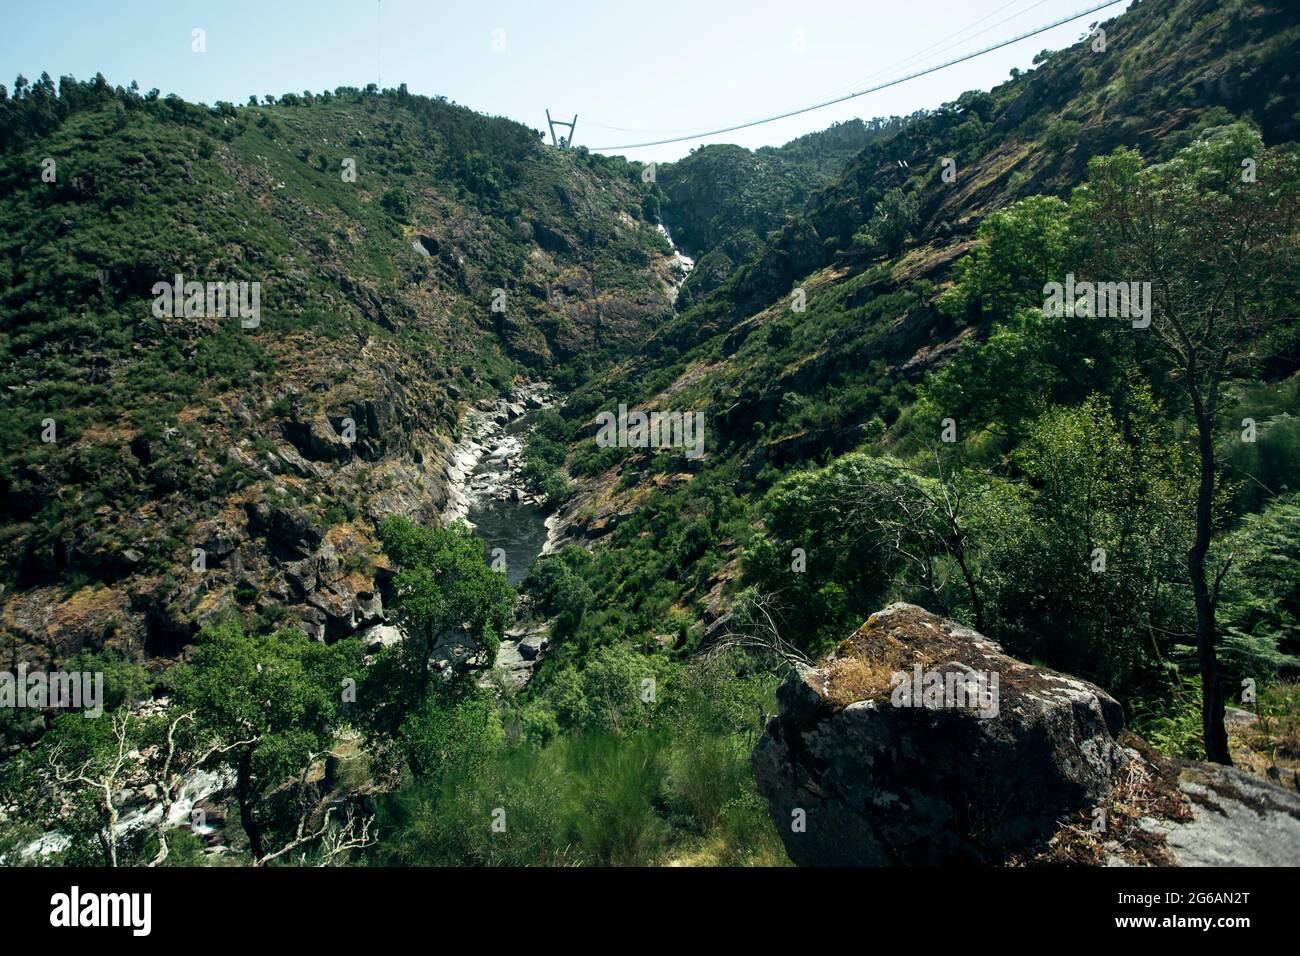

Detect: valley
[0,0,1298,876]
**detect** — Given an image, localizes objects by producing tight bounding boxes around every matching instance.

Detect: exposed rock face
[753,603,1300,867]
[753,604,1127,865]
[484,620,551,690]
[1132,763,1300,867]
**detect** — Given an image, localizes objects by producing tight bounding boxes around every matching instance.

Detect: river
[441,382,557,587]
[464,413,551,586]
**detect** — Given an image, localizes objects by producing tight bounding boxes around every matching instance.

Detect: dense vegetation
[530,0,1300,772]
[0,69,673,679]
[2,0,1299,867]
[653,117,909,303]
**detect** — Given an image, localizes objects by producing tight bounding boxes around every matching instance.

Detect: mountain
[654,119,908,304]
[540,0,1300,780]
[0,81,676,671]
[1,0,1298,869]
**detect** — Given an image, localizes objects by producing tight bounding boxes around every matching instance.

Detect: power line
[584,0,1042,137]
[590,0,1125,151]
[803,0,1051,106]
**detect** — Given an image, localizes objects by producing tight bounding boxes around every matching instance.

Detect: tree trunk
[236,754,265,859]
[1189,405,1231,765]
[952,543,985,634]
[97,818,115,867]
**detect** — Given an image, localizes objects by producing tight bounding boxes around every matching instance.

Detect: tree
[993,393,1194,693]
[937,194,1081,322]
[171,618,361,860]
[2,706,205,867]
[398,689,503,781]
[853,187,919,259]
[915,305,1127,446]
[1075,126,1300,761]
[755,452,994,645]
[379,188,411,222]
[31,710,138,866]
[374,515,514,699]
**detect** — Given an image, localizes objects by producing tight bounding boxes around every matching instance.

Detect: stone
[753,603,1300,868]
[359,623,403,654]
[1133,762,1300,866]
[283,557,317,596]
[1223,706,1258,729]
[517,629,550,661]
[296,605,328,643]
[752,603,1127,866]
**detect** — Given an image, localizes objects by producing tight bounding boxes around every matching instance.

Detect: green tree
[937,194,1081,322]
[1,710,144,866]
[853,187,919,258]
[753,452,994,645]
[915,304,1128,446]
[171,619,360,860]
[1075,126,1300,762]
[992,393,1195,693]
[376,515,515,695]
[398,687,503,781]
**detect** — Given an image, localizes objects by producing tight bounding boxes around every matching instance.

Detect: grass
[369,723,787,866]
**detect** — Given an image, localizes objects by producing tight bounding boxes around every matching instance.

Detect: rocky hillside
[1,0,1297,871]
[0,82,677,675]
[547,0,1300,598]
[628,0,1300,365]
[655,119,906,304]
[753,604,1300,866]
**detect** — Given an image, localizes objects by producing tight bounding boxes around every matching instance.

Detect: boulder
[488,640,533,690]
[1127,762,1300,867]
[517,628,550,661]
[752,603,1128,866]
[359,623,403,654]
[752,603,1300,867]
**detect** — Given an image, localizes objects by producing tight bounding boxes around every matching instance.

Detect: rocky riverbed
[10,385,569,862]
[439,381,563,687]
[441,381,554,529]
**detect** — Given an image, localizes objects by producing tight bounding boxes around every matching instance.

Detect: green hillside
[1,0,1298,869]
[0,80,675,668]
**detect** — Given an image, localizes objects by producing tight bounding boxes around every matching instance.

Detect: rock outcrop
[752,603,1300,867]
[1128,761,1300,867]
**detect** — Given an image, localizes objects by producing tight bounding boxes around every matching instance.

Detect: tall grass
[371,726,785,866]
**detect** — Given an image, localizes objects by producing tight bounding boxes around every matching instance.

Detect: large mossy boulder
[754,603,1300,866]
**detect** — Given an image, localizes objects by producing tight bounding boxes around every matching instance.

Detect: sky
[0,0,1134,162]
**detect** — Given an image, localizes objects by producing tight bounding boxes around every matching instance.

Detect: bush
[379,188,411,222]
[852,187,919,258]
[398,689,504,781]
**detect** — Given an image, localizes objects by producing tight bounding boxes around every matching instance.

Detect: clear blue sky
[0,0,1133,162]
